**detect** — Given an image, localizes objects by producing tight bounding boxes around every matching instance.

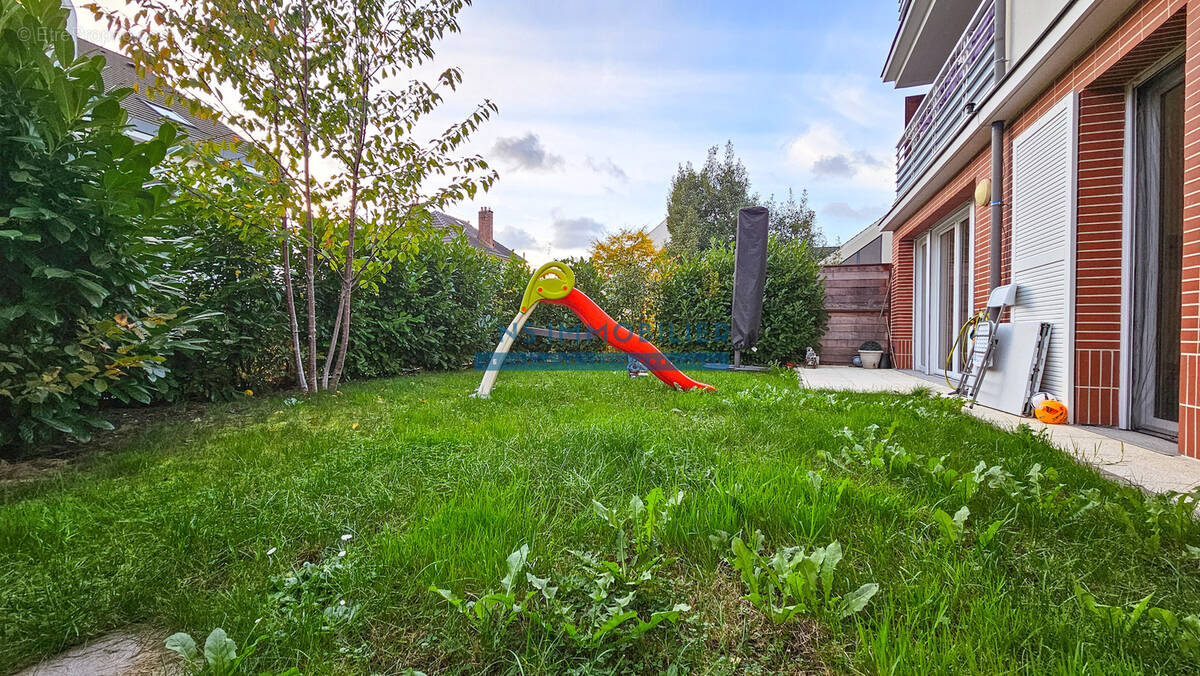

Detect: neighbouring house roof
[828,219,890,265]
[78,39,240,146]
[644,218,670,249]
[430,211,517,260]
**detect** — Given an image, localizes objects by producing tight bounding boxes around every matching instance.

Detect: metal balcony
[895,0,996,197]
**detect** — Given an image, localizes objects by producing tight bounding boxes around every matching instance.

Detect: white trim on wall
[1068,93,1079,425]
[1120,82,1135,430]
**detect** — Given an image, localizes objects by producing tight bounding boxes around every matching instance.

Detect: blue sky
[417,0,909,261]
[82,0,909,262]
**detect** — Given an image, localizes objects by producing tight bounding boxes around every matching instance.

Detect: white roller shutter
[1010,94,1075,411]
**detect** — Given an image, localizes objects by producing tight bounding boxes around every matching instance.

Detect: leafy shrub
[334,235,503,378]
[653,235,826,364]
[158,170,293,400]
[0,0,206,446]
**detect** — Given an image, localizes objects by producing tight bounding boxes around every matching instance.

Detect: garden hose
[944,311,988,389]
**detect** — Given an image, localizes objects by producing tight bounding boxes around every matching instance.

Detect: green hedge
[652,237,826,365]
[334,236,504,378]
[0,1,206,446]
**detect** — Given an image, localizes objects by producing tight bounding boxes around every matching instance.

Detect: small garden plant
[728,531,878,624]
[431,488,692,656]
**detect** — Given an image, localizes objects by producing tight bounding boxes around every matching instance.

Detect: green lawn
[2,370,1199,674]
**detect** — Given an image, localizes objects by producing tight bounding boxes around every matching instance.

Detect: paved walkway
[796,366,1200,495]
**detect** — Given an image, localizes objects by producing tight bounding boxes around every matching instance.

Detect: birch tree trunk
[281,215,308,392]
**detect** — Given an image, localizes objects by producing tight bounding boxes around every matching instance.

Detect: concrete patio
[797,366,1200,495]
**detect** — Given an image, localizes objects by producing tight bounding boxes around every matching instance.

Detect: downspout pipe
[990,121,1004,292]
[989,0,1008,292]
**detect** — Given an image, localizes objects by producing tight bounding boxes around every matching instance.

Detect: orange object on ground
[1034,399,1068,424]
[544,288,714,392]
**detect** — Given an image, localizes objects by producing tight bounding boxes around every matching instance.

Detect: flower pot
[859,350,883,369]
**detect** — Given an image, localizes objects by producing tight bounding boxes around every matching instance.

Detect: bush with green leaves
[0,0,208,446]
[156,163,294,401]
[728,531,878,624]
[332,234,504,378]
[653,235,826,364]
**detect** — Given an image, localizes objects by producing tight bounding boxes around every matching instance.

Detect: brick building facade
[880,0,1200,457]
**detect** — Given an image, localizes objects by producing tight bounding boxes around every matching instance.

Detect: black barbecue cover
[731,206,768,351]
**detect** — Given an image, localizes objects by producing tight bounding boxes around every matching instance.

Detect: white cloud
[551,215,608,250]
[807,75,898,129]
[492,133,564,171]
[787,123,894,191]
[496,226,539,251]
[823,201,887,222]
[585,156,628,181]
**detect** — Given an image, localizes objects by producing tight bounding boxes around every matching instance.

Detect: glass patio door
[1132,60,1183,440]
[914,239,928,372]
[914,210,971,377]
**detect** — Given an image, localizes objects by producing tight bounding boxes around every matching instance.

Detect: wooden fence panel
[819,264,891,365]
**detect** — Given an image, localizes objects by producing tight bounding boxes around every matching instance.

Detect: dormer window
[144,100,195,129]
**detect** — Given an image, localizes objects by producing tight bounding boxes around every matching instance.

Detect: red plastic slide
[544,288,715,392]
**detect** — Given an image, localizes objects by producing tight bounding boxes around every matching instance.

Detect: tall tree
[94,0,498,392]
[664,141,752,255]
[590,229,659,327]
[763,188,822,247]
[664,141,825,255]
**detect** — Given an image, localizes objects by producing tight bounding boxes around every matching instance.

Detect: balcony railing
[895,0,996,197]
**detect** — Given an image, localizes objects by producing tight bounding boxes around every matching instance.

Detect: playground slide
[544,288,715,392]
[475,261,714,397]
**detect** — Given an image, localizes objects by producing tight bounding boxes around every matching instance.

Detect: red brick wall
[1074,90,1126,425]
[888,0,1199,456]
[1181,1,1200,458]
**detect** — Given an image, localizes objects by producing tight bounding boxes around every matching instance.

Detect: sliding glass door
[913,209,972,377]
[1131,60,1183,439]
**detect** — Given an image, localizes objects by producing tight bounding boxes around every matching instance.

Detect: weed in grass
[930,506,969,544]
[1149,608,1200,661]
[431,545,537,650]
[1074,583,1154,637]
[431,489,693,660]
[728,530,878,624]
[164,627,295,675]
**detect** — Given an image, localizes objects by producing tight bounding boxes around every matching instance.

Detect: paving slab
[796,366,1200,495]
[13,630,179,676]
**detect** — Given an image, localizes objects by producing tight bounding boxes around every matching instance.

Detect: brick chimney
[478,207,494,247]
[904,94,925,127]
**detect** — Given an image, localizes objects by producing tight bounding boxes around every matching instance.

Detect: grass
[1,369,1199,674]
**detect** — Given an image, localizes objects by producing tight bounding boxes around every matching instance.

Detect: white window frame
[912,203,974,378]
